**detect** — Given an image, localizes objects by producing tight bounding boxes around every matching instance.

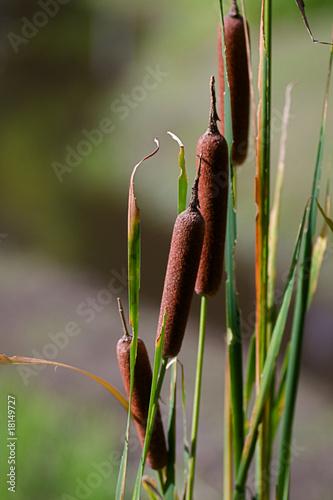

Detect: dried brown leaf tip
[116,334,167,470]
[195,76,229,297]
[156,174,205,358]
[218,0,250,165]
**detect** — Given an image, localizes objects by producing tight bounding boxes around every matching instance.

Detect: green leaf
[128,138,160,336]
[186,295,208,500]
[180,360,190,498]
[167,131,188,215]
[244,334,256,413]
[255,1,273,494]
[164,360,177,499]
[268,82,296,327]
[308,168,331,308]
[315,198,333,232]
[223,354,233,500]
[271,343,290,439]
[116,140,160,500]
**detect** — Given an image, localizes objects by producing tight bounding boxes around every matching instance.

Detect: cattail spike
[117,336,167,470]
[195,78,229,297]
[156,175,205,358]
[217,6,250,165]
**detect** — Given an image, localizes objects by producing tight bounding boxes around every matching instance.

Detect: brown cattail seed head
[218,1,250,165]
[195,76,229,297]
[156,177,205,358]
[116,335,167,470]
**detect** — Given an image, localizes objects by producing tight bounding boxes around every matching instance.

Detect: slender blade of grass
[128,139,159,337]
[315,198,333,231]
[308,165,331,308]
[234,206,307,499]
[244,334,256,414]
[168,131,188,215]
[0,354,129,410]
[116,140,160,500]
[268,82,296,327]
[218,0,244,474]
[164,360,177,499]
[276,43,333,499]
[180,361,190,498]
[224,353,233,500]
[186,295,208,500]
[255,1,272,497]
[271,343,290,439]
[255,0,271,385]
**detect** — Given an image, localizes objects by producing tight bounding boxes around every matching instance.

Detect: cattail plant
[217,0,250,165]
[117,332,167,470]
[195,76,229,297]
[156,174,205,358]
[1,3,332,500]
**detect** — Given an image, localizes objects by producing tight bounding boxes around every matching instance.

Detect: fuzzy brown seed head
[195,78,229,297]
[156,179,205,358]
[218,6,250,165]
[116,335,167,470]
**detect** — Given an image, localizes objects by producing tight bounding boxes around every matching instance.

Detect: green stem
[256,0,272,498]
[158,470,165,495]
[228,330,244,472]
[164,361,177,498]
[144,357,168,463]
[186,295,208,500]
[223,352,233,500]
[226,170,244,473]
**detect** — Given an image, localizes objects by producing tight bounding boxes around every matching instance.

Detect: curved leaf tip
[167,131,184,148]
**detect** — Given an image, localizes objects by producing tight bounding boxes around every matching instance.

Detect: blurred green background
[0,0,332,499]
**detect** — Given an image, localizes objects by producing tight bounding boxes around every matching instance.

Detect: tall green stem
[255,0,272,498]
[186,295,208,500]
[223,352,233,500]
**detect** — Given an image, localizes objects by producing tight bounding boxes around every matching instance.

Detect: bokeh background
[0,0,332,499]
